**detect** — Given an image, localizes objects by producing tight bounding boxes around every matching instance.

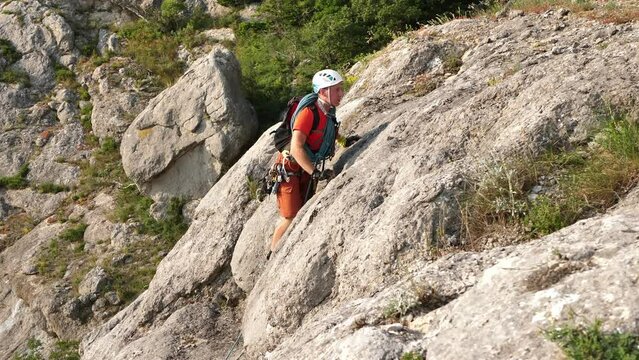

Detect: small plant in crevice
[401,352,425,360]
[545,320,639,360]
[36,182,70,194]
[73,137,126,201]
[113,187,188,245]
[382,284,451,321]
[0,213,36,252]
[36,222,88,279]
[443,53,463,74]
[49,340,80,360]
[14,337,43,360]
[0,67,31,86]
[0,163,29,189]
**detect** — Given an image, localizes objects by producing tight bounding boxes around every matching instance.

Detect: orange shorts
[276,155,313,218]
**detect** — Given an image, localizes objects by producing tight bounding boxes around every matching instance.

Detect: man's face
[322,83,344,107]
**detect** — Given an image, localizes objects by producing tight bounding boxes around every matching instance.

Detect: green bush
[37,182,69,194]
[0,163,29,189]
[401,352,425,360]
[77,86,90,101]
[524,195,567,236]
[49,340,80,360]
[54,63,75,86]
[14,337,43,360]
[80,103,93,131]
[0,67,31,86]
[0,38,21,64]
[546,320,639,360]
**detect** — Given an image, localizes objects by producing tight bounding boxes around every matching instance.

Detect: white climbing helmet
[312,69,343,93]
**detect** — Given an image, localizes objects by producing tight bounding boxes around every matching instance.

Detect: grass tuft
[0,67,31,87]
[546,320,639,359]
[36,223,88,279]
[0,163,29,189]
[459,104,639,246]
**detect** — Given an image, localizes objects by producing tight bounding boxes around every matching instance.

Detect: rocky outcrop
[81,128,275,359]
[88,57,156,141]
[82,10,639,359]
[121,45,258,201]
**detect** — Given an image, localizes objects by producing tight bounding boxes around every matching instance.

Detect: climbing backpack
[271,96,320,153]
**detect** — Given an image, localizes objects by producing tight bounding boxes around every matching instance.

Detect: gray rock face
[4,188,68,221]
[121,46,258,200]
[78,267,110,297]
[97,29,120,56]
[88,57,154,141]
[0,0,79,178]
[28,122,88,187]
[81,124,276,360]
[84,13,639,359]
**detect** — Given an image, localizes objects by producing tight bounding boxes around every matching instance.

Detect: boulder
[97,29,120,56]
[78,267,110,297]
[4,188,68,221]
[121,45,258,201]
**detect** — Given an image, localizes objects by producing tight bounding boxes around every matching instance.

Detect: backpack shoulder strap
[308,103,320,132]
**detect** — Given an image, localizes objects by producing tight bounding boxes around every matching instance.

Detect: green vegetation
[546,320,639,360]
[49,340,80,360]
[0,38,21,64]
[37,223,88,278]
[0,163,29,189]
[73,137,125,201]
[80,103,93,131]
[77,86,90,101]
[14,337,43,360]
[0,67,31,86]
[37,182,70,194]
[113,187,187,244]
[0,213,36,252]
[235,0,476,126]
[107,192,188,303]
[401,352,425,360]
[114,0,217,87]
[14,338,80,360]
[460,105,639,245]
[54,63,75,86]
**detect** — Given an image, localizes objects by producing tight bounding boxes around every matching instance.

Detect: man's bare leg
[270,217,293,256]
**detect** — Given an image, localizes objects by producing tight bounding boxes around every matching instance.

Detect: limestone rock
[78,267,110,297]
[82,13,639,359]
[28,122,88,187]
[88,58,153,141]
[230,197,279,293]
[97,29,120,56]
[202,28,235,43]
[121,46,258,201]
[4,188,68,221]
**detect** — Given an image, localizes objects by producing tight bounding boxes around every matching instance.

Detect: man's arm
[290,130,315,174]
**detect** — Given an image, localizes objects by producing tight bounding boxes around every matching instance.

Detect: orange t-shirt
[292,105,329,152]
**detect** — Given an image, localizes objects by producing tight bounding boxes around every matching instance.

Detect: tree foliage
[234,0,477,126]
